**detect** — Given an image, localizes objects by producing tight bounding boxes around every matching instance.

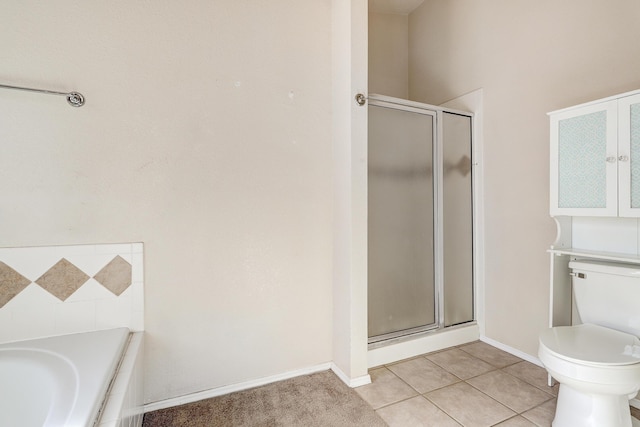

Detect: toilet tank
[569,260,640,337]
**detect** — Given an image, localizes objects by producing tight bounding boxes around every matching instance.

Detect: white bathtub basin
[0,328,129,427]
[0,349,78,426]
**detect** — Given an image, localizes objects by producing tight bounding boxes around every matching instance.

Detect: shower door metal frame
[367,94,475,346]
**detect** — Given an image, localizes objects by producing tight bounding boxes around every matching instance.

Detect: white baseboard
[479,335,543,367]
[330,362,371,388]
[143,362,332,413]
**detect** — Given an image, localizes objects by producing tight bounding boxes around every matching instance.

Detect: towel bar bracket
[0,83,85,107]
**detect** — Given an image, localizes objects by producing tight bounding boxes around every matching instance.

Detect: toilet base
[554,384,634,427]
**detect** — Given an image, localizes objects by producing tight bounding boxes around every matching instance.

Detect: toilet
[539,260,640,427]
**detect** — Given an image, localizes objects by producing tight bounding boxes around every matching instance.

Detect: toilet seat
[539,323,640,367]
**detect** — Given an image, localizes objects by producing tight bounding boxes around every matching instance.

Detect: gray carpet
[143,370,387,426]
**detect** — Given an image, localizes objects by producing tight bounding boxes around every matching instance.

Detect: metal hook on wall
[355,93,367,106]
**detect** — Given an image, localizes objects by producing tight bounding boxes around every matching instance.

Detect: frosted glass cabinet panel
[550,93,640,217]
[618,94,640,217]
[550,100,618,216]
[558,111,607,208]
[550,92,640,218]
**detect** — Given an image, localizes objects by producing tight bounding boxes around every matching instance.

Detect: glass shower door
[368,103,436,341]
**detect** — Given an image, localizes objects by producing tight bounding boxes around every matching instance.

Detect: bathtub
[0,328,142,427]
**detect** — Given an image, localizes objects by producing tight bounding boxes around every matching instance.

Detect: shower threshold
[368,321,476,350]
[367,322,480,367]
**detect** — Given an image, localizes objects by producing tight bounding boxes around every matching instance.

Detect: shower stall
[368,94,474,345]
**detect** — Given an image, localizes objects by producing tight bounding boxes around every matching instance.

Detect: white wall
[1,0,333,403]
[369,11,409,98]
[409,0,640,357]
[331,0,370,385]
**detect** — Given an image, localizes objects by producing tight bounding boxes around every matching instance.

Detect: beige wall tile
[35,258,89,301]
[94,256,132,296]
[0,261,31,308]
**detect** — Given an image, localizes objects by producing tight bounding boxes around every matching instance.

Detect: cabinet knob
[619,155,630,162]
[606,156,617,163]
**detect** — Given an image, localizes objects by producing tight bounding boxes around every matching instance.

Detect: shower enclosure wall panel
[368,96,474,344]
[442,112,474,327]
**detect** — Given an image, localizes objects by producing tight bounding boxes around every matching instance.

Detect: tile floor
[356,341,560,427]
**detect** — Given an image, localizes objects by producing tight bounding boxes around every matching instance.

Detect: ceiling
[369,0,425,14]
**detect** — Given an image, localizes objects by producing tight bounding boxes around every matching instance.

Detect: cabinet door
[618,94,640,217]
[550,100,618,216]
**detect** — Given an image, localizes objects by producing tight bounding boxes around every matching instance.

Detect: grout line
[462,378,518,414]
[462,368,558,416]
[489,415,526,427]
[421,392,466,427]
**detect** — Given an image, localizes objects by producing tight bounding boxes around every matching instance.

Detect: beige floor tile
[493,415,537,426]
[426,348,495,380]
[632,405,640,420]
[355,367,418,409]
[502,361,558,396]
[425,382,515,427]
[521,399,556,427]
[387,357,460,393]
[376,395,461,427]
[458,341,522,368]
[467,370,555,413]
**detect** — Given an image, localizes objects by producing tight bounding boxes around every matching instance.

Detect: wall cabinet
[550,91,640,217]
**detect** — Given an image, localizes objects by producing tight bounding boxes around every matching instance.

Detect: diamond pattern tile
[0,261,32,308]
[35,258,89,301]
[93,255,132,296]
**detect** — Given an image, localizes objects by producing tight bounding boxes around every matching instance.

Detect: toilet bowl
[539,324,640,427]
[539,260,640,427]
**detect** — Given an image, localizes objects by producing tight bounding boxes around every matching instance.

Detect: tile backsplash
[0,243,143,343]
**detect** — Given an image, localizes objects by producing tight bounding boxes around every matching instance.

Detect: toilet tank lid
[569,260,640,277]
